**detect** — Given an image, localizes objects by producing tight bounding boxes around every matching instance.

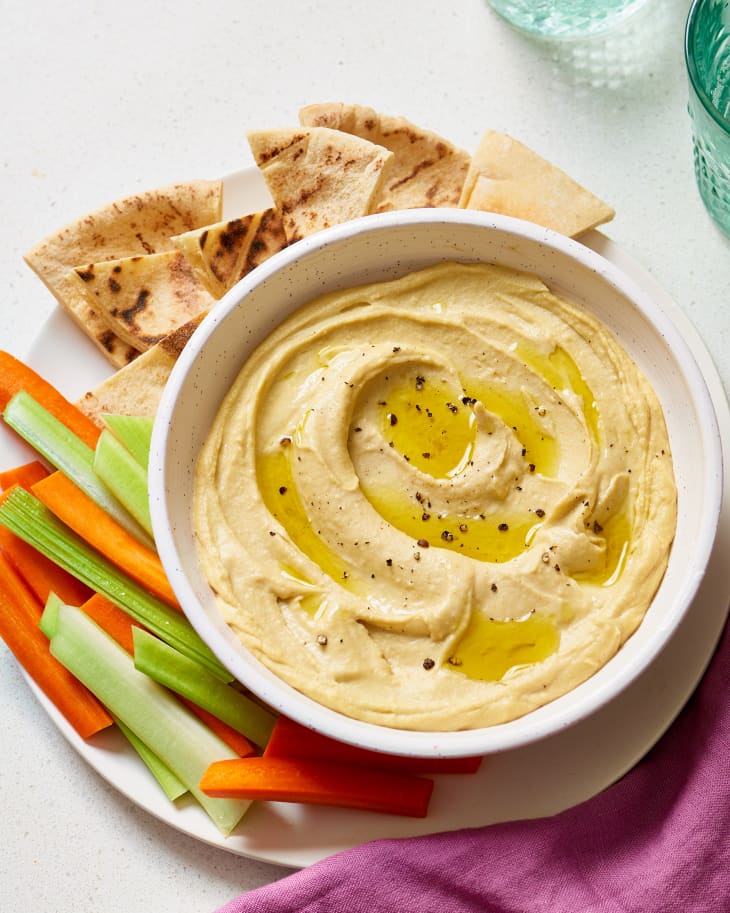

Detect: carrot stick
[0,459,50,491]
[178,697,257,758]
[200,756,434,817]
[0,551,112,739]
[0,525,93,606]
[31,471,180,609]
[265,715,482,775]
[80,592,141,655]
[0,462,92,606]
[0,351,101,448]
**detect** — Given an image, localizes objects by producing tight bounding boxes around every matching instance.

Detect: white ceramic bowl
[150,210,723,758]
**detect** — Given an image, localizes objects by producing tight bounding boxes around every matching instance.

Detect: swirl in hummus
[194,262,677,731]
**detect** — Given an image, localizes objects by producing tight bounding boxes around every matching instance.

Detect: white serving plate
[0,167,727,867]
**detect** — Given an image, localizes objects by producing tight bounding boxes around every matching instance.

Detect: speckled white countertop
[1,1,728,911]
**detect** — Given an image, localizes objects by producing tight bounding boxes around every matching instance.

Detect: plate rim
[3,168,729,868]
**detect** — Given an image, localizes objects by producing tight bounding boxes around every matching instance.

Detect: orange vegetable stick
[0,351,101,449]
[0,462,92,605]
[31,472,180,610]
[80,592,141,655]
[0,459,50,491]
[178,697,257,758]
[0,551,112,739]
[0,526,94,606]
[200,756,434,817]
[265,715,482,775]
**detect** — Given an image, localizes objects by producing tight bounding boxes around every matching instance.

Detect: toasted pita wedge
[459,132,614,238]
[24,180,222,366]
[171,207,287,297]
[171,213,258,298]
[247,127,393,243]
[239,207,289,273]
[71,250,215,351]
[75,313,206,423]
[299,103,470,212]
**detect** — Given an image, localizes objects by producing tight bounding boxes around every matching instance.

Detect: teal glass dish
[486,0,649,39]
[685,0,730,236]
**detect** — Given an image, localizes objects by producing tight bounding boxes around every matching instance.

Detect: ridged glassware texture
[686,0,730,235]
[487,0,649,38]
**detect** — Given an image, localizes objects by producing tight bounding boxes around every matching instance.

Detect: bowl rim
[150,208,724,757]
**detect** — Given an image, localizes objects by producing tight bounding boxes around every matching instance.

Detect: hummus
[194,262,677,731]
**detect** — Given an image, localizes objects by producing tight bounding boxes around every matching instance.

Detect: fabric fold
[215,621,730,913]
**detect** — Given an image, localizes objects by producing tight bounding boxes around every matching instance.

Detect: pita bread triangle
[171,206,287,298]
[75,313,207,423]
[247,126,393,243]
[24,180,222,367]
[241,207,289,272]
[299,103,471,212]
[71,249,215,351]
[459,132,614,238]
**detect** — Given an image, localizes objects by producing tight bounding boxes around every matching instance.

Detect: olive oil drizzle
[358,484,540,563]
[355,371,547,562]
[377,370,560,479]
[379,374,476,478]
[574,505,632,587]
[447,611,561,682]
[256,447,352,587]
[516,343,601,448]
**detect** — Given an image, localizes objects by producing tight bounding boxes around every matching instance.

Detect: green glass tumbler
[685,0,730,236]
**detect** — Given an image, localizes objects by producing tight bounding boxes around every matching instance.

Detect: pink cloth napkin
[216,621,730,913]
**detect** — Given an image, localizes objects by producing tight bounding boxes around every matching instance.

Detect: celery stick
[93,429,153,537]
[44,599,251,835]
[0,487,231,682]
[132,628,276,749]
[102,414,154,469]
[39,589,61,638]
[114,716,188,801]
[3,390,153,549]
